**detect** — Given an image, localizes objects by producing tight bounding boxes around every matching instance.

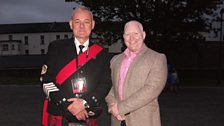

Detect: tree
[72,0,223,52]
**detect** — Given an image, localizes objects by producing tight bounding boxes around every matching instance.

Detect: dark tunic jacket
[41,38,111,122]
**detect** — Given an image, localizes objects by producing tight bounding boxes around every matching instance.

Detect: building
[0,22,123,56]
[0,22,73,55]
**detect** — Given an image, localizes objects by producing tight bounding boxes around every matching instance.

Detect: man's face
[69,9,95,43]
[123,22,145,52]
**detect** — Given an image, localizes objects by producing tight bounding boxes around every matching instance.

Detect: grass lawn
[0,76,40,85]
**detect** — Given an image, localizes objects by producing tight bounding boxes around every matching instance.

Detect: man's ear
[69,20,73,30]
[143,31,146,39]
[92,20,95,30]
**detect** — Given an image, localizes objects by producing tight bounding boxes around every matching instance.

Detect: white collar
[74,38,89,54]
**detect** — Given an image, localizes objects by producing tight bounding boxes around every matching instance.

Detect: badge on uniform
[71,77,87,93]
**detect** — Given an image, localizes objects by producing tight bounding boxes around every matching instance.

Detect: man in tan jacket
[106,20,167,126]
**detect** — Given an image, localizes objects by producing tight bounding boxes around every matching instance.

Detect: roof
[0,22,71,34]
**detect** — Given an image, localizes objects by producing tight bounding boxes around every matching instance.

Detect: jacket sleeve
[40,42,75,120]
[40,42,60,98]
[105,55,119,105]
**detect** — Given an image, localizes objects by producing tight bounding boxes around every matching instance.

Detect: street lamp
[219,8,224,84]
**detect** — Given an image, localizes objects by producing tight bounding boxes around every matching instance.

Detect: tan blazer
[106,44,167,126]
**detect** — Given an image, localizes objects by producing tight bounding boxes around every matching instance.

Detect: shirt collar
[74,37,89,53]
[124,47,141,59]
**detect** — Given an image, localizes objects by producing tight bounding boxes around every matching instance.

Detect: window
[11,44,15,50]
[41,35,45,45]
[9,35,13,40]
[64,34,68,39]
[25,50,29,55]
[41,49,45,54]
[18,45,21,51]
[2,44,9,51]
[56,35,60,40]
[24,36,28,45]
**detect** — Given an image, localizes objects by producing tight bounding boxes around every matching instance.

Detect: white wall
[0,32,73,55]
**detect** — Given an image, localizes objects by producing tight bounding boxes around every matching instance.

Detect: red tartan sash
[56,44,103,85]
[42,44,103,126]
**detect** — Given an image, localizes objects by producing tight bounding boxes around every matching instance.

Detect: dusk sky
[0,0,78,24]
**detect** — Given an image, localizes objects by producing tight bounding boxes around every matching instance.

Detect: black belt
[121,120,126,126]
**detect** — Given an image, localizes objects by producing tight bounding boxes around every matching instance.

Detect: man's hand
[75,110,89,121]
[67,98,85,116]
[108,103,125,121]
[116,114,125,121]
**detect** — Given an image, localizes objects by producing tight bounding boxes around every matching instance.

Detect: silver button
[75,94,79,97]
[88,111,95,116]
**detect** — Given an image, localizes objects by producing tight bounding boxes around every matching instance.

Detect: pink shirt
[118,48,140,100]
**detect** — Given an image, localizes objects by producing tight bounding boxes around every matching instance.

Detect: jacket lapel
[122,44,148,97]
[114,54,124,91]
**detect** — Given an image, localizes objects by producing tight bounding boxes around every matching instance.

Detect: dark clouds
[0,0,77,24]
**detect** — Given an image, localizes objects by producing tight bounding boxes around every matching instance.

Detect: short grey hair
[71,6,94,20]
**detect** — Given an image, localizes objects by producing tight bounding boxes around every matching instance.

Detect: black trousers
[120,120,126,126]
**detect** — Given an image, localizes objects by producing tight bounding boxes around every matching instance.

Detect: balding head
[124,20,144,32]
[123,20,146,52]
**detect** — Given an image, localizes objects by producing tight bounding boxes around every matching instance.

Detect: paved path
[0,85,223,126]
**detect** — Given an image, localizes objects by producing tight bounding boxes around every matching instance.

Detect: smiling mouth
[79,30,85,32]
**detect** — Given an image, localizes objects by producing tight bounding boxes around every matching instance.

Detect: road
[0,85,223,126]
